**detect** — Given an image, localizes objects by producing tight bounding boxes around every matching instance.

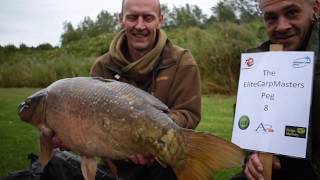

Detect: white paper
[231,51,314,158]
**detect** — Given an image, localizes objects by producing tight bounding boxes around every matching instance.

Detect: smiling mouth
[274,31,296,41]
[134,34,147,38]
[274,34,296,44]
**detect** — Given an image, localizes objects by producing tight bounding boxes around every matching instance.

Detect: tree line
[61,0,260,45]
[0,0,266,94]
[0,0,260,50]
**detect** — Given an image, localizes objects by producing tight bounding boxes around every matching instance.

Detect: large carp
[18,77,244,180]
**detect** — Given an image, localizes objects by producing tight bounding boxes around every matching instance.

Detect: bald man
[38,0,201,180]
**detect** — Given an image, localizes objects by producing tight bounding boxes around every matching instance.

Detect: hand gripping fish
[18,77,244,180]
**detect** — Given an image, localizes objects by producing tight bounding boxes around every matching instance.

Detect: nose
[276,16,292,33]
[135,16,146,30]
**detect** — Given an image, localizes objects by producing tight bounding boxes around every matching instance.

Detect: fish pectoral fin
[92,77,116,83]
[104,158,119,180]
[80,156,97,180]
[39,131,53,166]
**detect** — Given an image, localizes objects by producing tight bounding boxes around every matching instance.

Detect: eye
[264,14,278,25]
[126,15,138,22]
[286,9,299,19]
[143,15,155,22]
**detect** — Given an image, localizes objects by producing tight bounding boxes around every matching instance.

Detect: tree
[95,11,118,34]
[19,43,28,50]
[191,5,207,27]
[228,0,262,22]
[61,21,82,46]
[3,44,17,53]
[78,16,95,37]
[168,4,207,28]
[36,43,54,50]
[211,1,236,22]
[161,4,175,29]
[79,16,94,32]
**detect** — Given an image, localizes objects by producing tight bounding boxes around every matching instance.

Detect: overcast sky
[0,0,219,47]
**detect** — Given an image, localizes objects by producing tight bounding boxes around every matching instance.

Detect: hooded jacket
[90,30,201,129]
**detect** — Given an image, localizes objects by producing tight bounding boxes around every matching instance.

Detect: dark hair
[121,0,162,16]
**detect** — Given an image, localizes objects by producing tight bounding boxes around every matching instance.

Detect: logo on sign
[285,126,307,138]
[292,56,311,68]
[238,115,250,130]
[256,123,274,134]
[245,58,254,67]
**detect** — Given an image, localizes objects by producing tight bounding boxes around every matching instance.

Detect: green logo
[297,128,306,135]
[285,126,307,138]
[238,115,250,130]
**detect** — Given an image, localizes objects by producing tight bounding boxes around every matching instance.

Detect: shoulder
[94,52,112,66]
[245,41,270,53]
[162,40,197,67]
[90,52,114,76]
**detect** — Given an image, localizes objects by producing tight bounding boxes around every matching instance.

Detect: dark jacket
[246,23,320,179]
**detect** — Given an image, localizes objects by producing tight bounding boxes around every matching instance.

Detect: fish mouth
[18,100,32,122]
[18,101,28,114]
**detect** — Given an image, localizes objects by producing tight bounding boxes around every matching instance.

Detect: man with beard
[40,0,201,180]
[232,0,320,179]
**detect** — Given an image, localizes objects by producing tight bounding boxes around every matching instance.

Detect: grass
[0,88,39,176]
[0,88,241,179]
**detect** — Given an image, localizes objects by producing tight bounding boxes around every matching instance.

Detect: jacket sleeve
[167,51,201,129]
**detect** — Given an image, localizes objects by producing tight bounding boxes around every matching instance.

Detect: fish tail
[174,129,244,180]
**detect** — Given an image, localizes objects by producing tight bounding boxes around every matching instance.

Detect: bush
[168,21,266,94]
[0,54,94,87]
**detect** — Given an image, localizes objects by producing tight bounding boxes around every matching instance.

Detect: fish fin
[104,158,119,180]
[174,129,245,180]
[80,156,97,180]
[39,128,54,166]
[92,77,116,83]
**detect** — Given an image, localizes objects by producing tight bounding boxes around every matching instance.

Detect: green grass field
[0,88,241,179]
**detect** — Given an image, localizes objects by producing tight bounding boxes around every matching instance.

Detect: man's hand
[51,135,68,150]
[244,153,281,180]
[128,153,154,166]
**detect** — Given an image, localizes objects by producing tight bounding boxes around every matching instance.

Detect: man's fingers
[136,154,147,165]
[128,153,155,166]
[244,166,255,180]
[129,155,139,164]
[244,153,265,180]
[247,160,264,180]
[272,156,281,170]
[251,154,263,172]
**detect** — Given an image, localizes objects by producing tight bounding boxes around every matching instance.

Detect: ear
[314,0,320,15]
[118,13,125,29]
[157,14,164,29]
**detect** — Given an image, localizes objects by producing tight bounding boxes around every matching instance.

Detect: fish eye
[26,99,31,105]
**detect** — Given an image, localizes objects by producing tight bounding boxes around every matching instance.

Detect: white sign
[231,51,314,158]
